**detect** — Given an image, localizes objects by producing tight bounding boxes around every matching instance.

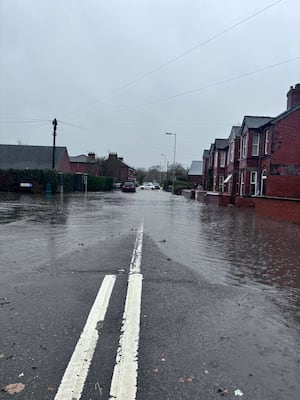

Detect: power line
[58,120,87,129]
[108,0,284,94]
[87,56,300,117]
[0,119,51,124]
[62,0,284,119]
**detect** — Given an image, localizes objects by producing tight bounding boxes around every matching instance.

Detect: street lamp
[165,132,176,194]
[161,153,166,184]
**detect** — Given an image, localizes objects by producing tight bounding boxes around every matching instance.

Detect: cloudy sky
[0,0,299,169]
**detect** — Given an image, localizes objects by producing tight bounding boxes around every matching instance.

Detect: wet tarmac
[1,190,300,320]
[1,189,300,287]
[0,189,300,399]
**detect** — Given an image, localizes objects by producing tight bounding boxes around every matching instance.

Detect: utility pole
[52,118,57,169]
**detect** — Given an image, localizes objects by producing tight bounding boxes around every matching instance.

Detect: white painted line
[55,275,116,400]
[109,274,143,400]
[109,223,144,400]
[129,222,144,274]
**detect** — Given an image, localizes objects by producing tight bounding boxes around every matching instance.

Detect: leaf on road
[218,388,229,395]
[2,383,25,394]
[47,386,56,392]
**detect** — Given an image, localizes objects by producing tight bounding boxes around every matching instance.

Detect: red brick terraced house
[200,84,300,223]
[202,150,210,190]
[238,115,273,196]
[102,153,136,183]
[224,126,241,198]
[70,152,101,176]
[212,138,228,192]
[257,87,300,198]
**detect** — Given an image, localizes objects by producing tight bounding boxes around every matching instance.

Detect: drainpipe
[257,131,262,195]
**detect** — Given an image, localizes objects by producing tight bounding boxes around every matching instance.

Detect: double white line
[55,223,144,400]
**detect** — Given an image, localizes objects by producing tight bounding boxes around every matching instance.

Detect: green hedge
[0,169,58,193]
[87,175,113,191]
[0,169,113,193]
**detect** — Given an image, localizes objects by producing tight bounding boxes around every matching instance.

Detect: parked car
[121,181,136,192]
[153,182,161,190]
[140,182,155,190]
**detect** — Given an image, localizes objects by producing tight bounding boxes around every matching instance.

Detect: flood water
[1,190,300,292]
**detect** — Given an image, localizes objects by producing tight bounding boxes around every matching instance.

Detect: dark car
[121,181,136,192]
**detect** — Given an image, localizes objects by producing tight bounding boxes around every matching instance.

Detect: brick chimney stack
[287,84,300,109]
[88,152,95,160]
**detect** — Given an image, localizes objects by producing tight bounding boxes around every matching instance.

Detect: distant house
[0,144,72,172]
[199,83,300,224]
[254,85,300,198]
[238,116,273,196]
[188,161,203,187]
[224,126,241,197]
[70,152,101,176]
[201,150,210,190]
[102,153,135,182]
[202,144,215,191]
[212,138,228,192]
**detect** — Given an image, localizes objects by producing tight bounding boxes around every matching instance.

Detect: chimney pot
[287,83,300,109]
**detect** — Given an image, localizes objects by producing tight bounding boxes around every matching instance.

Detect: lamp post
[161,153,166,184]
[165,132,176,194]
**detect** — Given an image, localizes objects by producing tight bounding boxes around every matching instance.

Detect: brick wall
[271,109,300,165]
[267,176,300,198]
[254,197,300,224]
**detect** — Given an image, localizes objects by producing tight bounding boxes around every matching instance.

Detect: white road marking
[129,222,144,274]
[109,223,144,400]
[54,275,116,400]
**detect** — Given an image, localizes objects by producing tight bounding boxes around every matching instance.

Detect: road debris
[234,389,244,396]
[2,383,25,394]
[218,388,229,395]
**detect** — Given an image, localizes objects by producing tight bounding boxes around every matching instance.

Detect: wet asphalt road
[0,190,300,399]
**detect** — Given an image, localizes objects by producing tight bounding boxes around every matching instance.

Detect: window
[241,135,247,158]
[240,171,245,195]
[264,129,269,155]
[261,169,267,195]
[252,133,260,156]
[219,175,224,192]
[220,151,226,167]
[250,171,257,195]
[213,175,217,191]
[229,142,234,163]
[214,151,218,168]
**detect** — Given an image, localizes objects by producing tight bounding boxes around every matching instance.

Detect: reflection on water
[0,190,300,291]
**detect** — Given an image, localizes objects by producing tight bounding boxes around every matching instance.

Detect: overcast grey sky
[0,0,299,169]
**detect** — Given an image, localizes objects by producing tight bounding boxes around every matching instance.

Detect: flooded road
[1,189,299,289]
[1,189,300,399]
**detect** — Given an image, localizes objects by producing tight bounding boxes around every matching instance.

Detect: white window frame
[229,142,234,163]
[213,175,217,191]
[261,169,267,195]
[264,129,269,155]
[250,171,257,195]
[214,151,218,168]
[219,175,224,192]
[242,134,247,158]
[220,151,226,167]
[252,133,260,156]
[240,171,245,195]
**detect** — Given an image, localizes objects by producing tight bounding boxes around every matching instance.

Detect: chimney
[88,152,95,160]
[287,84,300,109]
